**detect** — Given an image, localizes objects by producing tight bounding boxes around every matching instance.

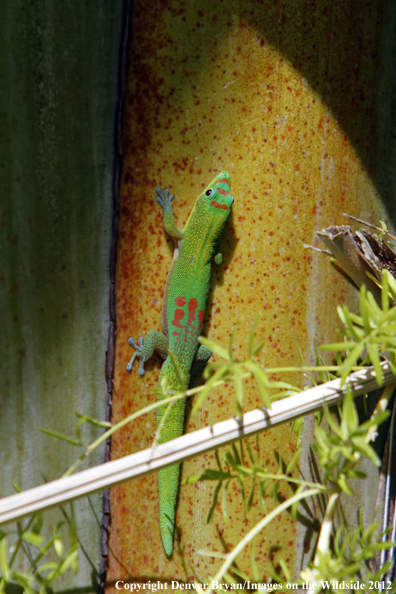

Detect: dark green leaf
[207,482,222,524]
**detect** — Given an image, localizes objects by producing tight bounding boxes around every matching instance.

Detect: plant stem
[196,488,320,594]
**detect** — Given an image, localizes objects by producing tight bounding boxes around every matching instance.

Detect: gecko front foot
[156,187,174,212]
[126,336,146,376]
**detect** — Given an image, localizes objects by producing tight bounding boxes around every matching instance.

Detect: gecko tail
[158,462,180,557]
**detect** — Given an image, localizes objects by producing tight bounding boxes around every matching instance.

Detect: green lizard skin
[126,171,233,556]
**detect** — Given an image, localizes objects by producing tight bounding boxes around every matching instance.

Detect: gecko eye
[205,189,213,196]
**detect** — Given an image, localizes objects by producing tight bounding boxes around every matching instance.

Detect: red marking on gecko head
[175,296,186,306]
[217,188,230,196]
[211,200,228,210]
[216,177,231,187]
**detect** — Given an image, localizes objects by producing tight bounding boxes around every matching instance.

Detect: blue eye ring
[205,189,213,196]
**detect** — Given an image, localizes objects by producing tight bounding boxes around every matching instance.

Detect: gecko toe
[127,336,146,372]
[156,188,165,205]
[128,337,140,349]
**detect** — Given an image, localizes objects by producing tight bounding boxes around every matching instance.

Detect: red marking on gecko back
[211,200,228,210]
[187,298,198,325]
[171,297,204,342]
[172,309,185,328]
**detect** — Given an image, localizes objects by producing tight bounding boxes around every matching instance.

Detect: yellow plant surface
[107,0,388,586]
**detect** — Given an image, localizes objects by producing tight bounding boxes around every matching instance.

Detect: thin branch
[343,213,396,242]
[303,244,333,256]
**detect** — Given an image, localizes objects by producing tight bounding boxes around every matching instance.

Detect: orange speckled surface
[106,0,390,588]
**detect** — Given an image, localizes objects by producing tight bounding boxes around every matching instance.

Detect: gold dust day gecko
[126,172,233,556]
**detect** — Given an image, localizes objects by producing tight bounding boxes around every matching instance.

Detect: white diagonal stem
[0,361,394,525]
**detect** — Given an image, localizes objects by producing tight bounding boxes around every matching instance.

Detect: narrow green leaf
[291,415,304,445]
[32,512,44,535]
[319,341,357,352]
[337,474,353,495]
[215,449,223,471]
[199,336,229,361]
[37,560,59,571]
[0,538,9,582]
[11,482,21,493]
[54,538,64,557]
[340,445,355,461]
[252,341,265,357]
[348,311,366,326]
[247,478,255,511]
[351,437,381,466]
[336,350,342,366]
[323,408,344,439]
[285,448,301,476]
[382,336,396,349]
[22,531,44,546]
[74,412,112,428]
[234,369,243,416]
[207,482,221,524]
[57,550,79,578]
[341,389,358,434]
[366,342,383,385]
[71,548,79,574]
[168,350,187,391]
[339,306,362,340]
[231,443,241,466]
[346,469,366,480]
[379,219,388,237]
[247,441,256,465]
[359,410,390,434]
[250,540,260,582]
[244,361,271,408]
[359,286,371,333]
[192,364,228,413]
[221,480,229,523]
[337,304,347,326]
[38,428,82,447]
[384,269,396,301]
[268,381,301,391]
[248,315,260,358]
[340,342,364,385]
[265,567,283,583]
[315,426,330,455]
[366,291,381,317]
[279,558,291,582]
[271,479,279,507]
[184,468,231,484]
[68,518,78,549]
[381,269,390,312]
[228,323,240,363]
[75,418,83,442]
[13,572,35,594]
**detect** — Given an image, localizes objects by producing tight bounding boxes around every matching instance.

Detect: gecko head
[202,171,233,214]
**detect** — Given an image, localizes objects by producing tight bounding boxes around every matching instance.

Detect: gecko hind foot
[156,187,174,211]
[126,336,146,376]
